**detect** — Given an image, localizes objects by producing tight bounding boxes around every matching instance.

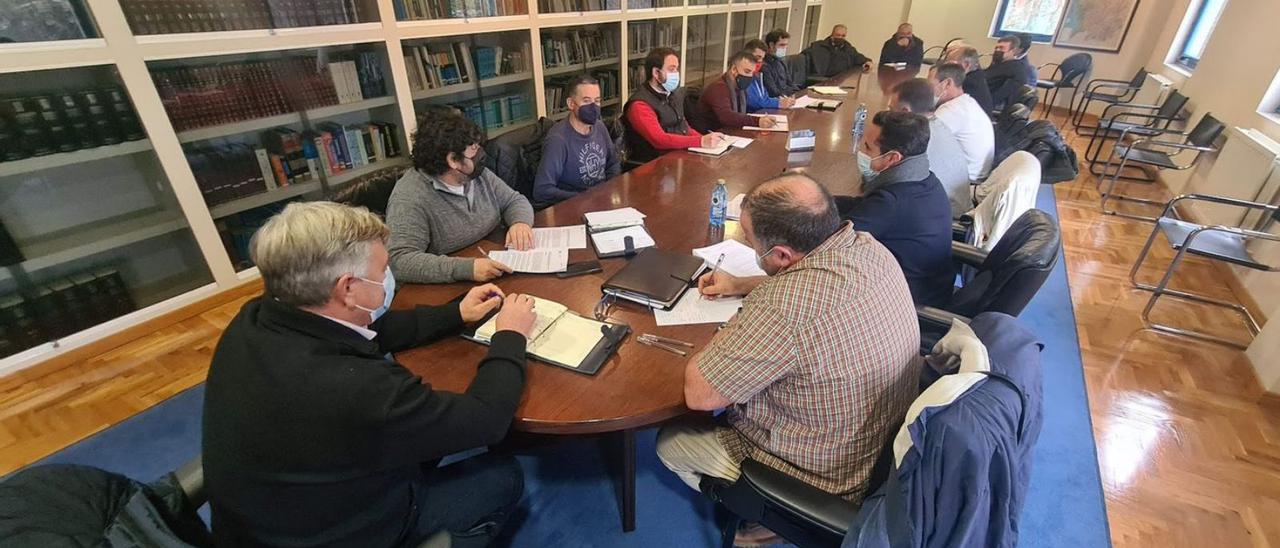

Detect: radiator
[1188,127,1280,229]
[1133,72,1174,107]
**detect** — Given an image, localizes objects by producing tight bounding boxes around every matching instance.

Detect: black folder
[600,248,707,310]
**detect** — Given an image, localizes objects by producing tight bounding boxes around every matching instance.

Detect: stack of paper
[488,249,569,273]
[590,225,655,255]
[532,225,587,249]
[745,114,789,132]
[809,85,848,96]
[653,290,743,326]
[692,239,767,277]
[726,193,745,220]
[689,135,754,156]
[585,207,647,231]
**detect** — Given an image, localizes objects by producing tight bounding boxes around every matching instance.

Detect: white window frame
[1165,0,1230,76]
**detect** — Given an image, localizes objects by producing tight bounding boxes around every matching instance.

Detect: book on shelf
[186,142,270,207]
[0,87,145,164]
[403,41,480,92]
[628,20,680,53]
[0,0,94,42]
[0,268,136,359]
[541,28,619,69]
[399,0,527,20]
[118,0,367,35]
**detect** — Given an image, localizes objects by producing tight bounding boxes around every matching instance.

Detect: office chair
[700,312,1043,548]
[330,165,410,218]
[921,37,964,66]
[1097,113,1225,221]
[1071,67,1147,134]
[1083,90,1189,168]
[992,84,1039,118]
[1035,52,1092,121]
[1130,194,1280,348]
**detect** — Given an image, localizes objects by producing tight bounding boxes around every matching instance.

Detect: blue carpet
[27,185,1109,547]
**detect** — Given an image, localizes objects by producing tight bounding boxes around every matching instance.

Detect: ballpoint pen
[637,337,688,356]
[639,333,694,348]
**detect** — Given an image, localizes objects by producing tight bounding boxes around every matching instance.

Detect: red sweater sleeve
[626,101,702,150]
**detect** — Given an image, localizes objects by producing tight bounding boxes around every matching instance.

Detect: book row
[395,0,527,20]
[545,72,619,114]
[0,269,135,359]
[542,30,621,68]
[538,0,618,13]
[0,88,145,163]
[403,41,532,92]
[628,21,681,54]
[119,0,372,35]
[454,93,534,132]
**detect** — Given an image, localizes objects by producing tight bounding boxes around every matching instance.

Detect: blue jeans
[406,453,524,548]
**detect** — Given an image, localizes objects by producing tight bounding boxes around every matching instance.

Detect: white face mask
[755,247,776,274]
[775,47,787,57]
[354,266,395,324]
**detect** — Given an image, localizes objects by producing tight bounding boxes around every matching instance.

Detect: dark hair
[871,111,930,157]
[411,109,484,176]
[743,174,840,253]
[743,39,767,54]
[727,50,755,69]
[566,74,599,98]
[933,62,966,87]
[997,35,1021,50]
[645,47,678,84]
[764,29,790,46]
[1014,32,1033,54]
[892,78,936,113]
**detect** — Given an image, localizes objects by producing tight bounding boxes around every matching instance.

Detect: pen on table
[640,333,694,348]
[637,337,687,356]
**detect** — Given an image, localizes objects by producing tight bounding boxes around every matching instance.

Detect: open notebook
[465,297,629,375]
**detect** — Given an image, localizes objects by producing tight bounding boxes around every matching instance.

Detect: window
[991,0,1067,43]
[1172,0,1229,71]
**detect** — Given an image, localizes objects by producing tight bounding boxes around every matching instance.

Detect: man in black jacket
[806,25,872,78]
[762,28,802,96]
[203,201,538,548]
[879,23,924,66]
[986,35,1036,109]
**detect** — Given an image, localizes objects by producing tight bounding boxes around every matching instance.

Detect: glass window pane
[538,0,620,14]
[629,18,683,94]
[761,8,787,37]
[729,10,762,50]
[803,5,822,46]
[395,0,528,21]
[687,14,728,89]
[627,0,680,6]
[0,0,99,42]
[541,24,622,120]
[993,0,1066,39]
[407,31,538,138]
[118,0,379,35]
[0,65,214,359]
[1180,0,1229,64]
[146,44,409,271]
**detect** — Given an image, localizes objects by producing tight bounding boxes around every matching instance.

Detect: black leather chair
[920,37,964,66]
[1084,90,1189,168]
[787,52,809,89]
[1097,113,1225,221]
[1035,52,1092,121]
[330,165,410,218]
[993,84,1039,119]
[1071,67,1147,133]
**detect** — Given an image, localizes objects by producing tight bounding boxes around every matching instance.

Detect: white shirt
[318,314,377,340]
[933,93,995,181]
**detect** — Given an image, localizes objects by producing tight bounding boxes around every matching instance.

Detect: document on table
[690,135,753,155]
[794,96,843,109]
[745,114,789,132]
[653,290,743,326]
[584,207,647,231]
[488,249,569,273]
[726,193,745,220]
[809,85,848,96]
[692,239,767,277]
[590,225,656,255]
[532,225,587,249]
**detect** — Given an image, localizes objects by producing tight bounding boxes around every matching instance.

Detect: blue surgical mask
[355,266,395,324]
[858,150,887,181]
[775,47,787,57]
[662,71,680,93]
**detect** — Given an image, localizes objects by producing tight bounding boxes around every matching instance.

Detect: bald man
[656,174,922,541]
[807,24,872,78]
[880,23,924,66]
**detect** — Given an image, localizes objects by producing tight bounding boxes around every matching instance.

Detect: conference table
[392,66,917,532]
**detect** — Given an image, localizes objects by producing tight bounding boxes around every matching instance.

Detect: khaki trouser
[656,415,742,492]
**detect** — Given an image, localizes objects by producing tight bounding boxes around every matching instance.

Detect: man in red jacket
[690,50,781,133]
[623,47,726,163]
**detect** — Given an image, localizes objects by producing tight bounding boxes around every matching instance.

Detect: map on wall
[1002,0,1069,36]
[1053,0,1141,52]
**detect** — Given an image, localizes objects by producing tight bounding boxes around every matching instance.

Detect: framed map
[1052,0,1141,52]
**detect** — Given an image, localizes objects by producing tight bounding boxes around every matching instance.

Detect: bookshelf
[0,0,826,371]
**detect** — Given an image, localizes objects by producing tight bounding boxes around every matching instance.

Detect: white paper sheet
[590,225,655,255]
[809,85,848,95]
[653,290,744,326]
[584,207,647,230]
[793,96,843,109]
[726,193,745,220]
[532,225,587,249]
[690,135,753,155]
[790,95,819,109]
[488,249,569,273]
[744,114,789,132]
[692,239,767,277]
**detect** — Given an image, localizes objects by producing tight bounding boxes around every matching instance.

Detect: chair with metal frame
[1083,90,1189,169]
[1129,194,1280,348]
[1070,67,1148,134]
[1034,52,1092,121]
[1097,113,1225,221]
[921,37,964,66]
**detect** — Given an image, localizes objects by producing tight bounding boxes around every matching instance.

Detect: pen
[637,337,688,356]
[640,333,694,348]
[710,253,726,279]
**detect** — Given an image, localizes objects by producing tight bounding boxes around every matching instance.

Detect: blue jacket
[843,312,1045,548]
[746,76,779,111]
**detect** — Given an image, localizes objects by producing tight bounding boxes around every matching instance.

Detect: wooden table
[393,69,884,532]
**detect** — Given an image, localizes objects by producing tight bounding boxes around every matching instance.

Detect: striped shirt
[699,223,922,499]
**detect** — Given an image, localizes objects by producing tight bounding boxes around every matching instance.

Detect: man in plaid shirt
[656,174,921,521]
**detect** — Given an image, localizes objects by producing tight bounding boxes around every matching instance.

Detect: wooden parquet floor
[1,108,1279,547]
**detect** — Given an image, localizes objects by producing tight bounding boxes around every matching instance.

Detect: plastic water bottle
[709,179,728,227]
[852,102,868,147]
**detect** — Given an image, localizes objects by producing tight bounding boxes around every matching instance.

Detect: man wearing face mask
[889,78,974,218]
[761,29,801,97]
[657,174,920,545]
[624,47,726,163]
[805,24,873,79]
[834,110,954,307]
[690,50,780,133]
[204,201,539,547]
[985,35,1035,110]
[743,39,797,111]
[879,23,924,66]
[931,62,995,181]
[386,109,535,284]
[532,75,621,208]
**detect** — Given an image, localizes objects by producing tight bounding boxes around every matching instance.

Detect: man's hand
[506,223,533,250]
[699,270,745,298]
[758,116,777,128]
[700,132,725,148]
[778,96,797,108]
[459,283,505,323]
[473,258,513,281]
[494,294,537,338]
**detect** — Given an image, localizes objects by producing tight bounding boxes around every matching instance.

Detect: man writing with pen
[654,173,921,545]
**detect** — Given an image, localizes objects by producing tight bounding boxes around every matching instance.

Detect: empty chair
[1084,90,1189,168]
[1130,194,1280,348]
[1071,67,1148,133]
[965,151,1041,251]
[1097,113,1225,220]
[921,37,964,66]
[787,52,809,88]
[330,165,410,218]
[1035,52,1092,122]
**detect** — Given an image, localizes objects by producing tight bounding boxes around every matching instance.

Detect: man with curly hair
[387,110,536,283]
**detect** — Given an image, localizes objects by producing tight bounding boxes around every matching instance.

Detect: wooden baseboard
[0,279,263,386]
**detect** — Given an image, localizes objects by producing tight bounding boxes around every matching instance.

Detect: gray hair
[250,201,390,307]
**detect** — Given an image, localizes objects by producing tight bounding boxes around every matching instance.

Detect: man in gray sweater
[888,78,975,218]
[387,112,535,284]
